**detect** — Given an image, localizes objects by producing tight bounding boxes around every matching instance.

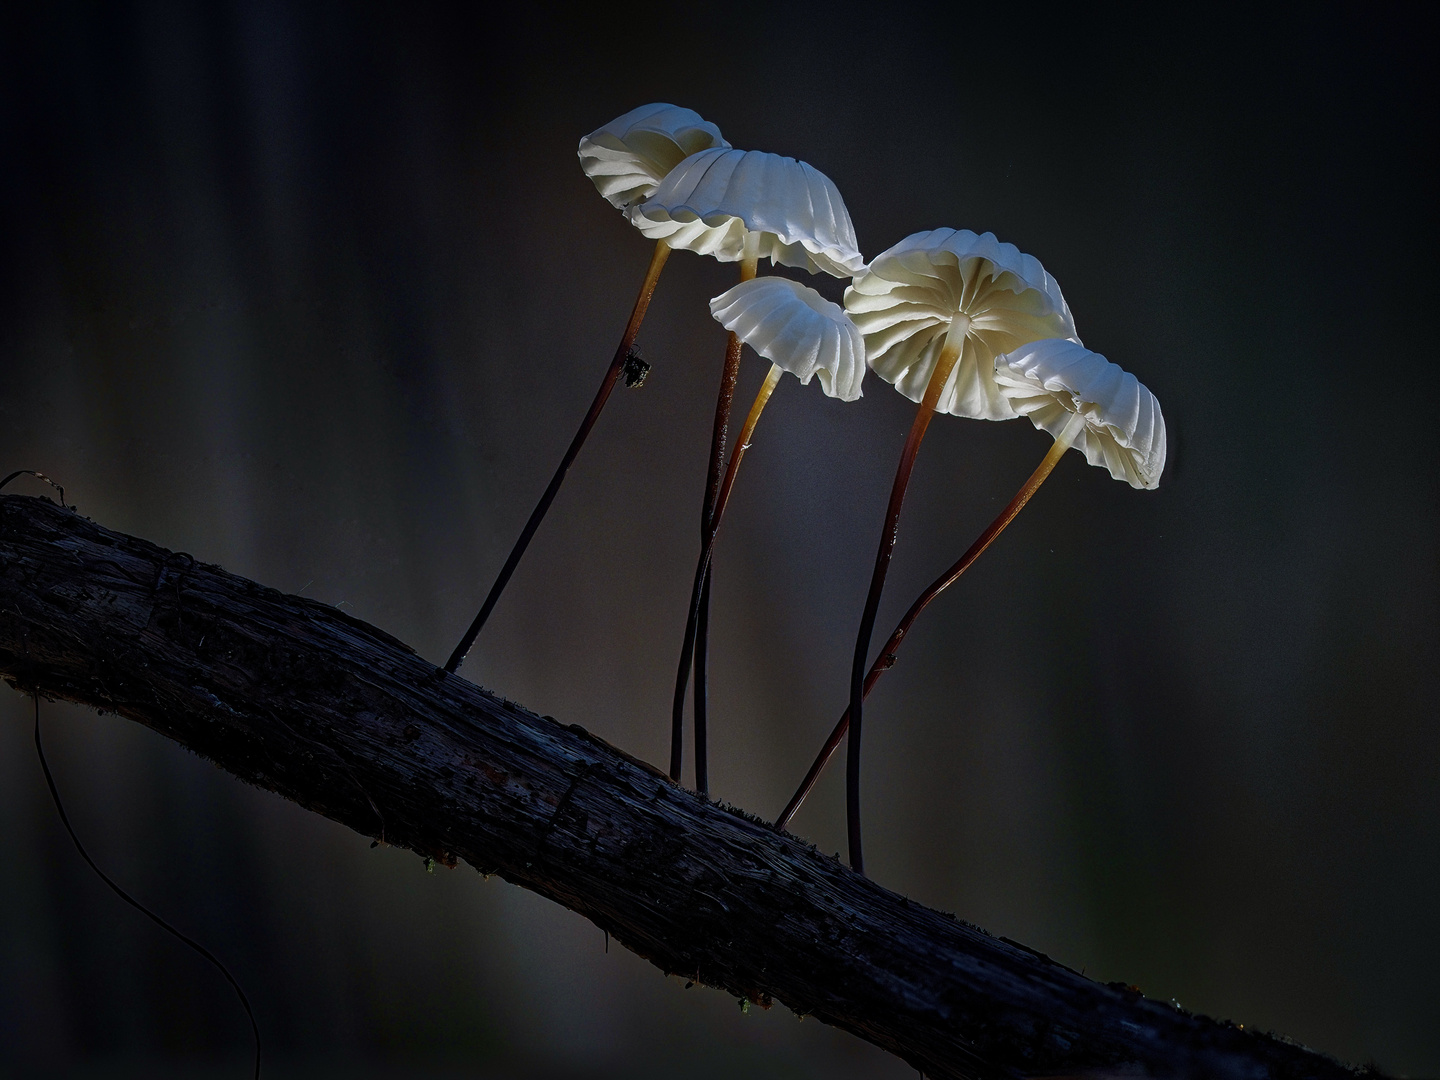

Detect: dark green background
[1,3,1434,1076]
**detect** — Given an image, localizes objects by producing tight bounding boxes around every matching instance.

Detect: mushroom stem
[776,410,1086,833]
[444,240,671,675]
[690,235,760,796]
[844,317,970,874]
[670,361,783,785]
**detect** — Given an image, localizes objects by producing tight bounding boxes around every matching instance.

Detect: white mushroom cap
[628,148,866,279]
[844,229,1078,421]
[578,104,730,210]
[994,338,1166,490]
[709,277,866,402]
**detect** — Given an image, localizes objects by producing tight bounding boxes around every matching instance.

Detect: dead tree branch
[0,494,1370,1079]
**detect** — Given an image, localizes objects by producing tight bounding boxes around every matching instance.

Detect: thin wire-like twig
[0,470,66,505]
[33,695,262,1080]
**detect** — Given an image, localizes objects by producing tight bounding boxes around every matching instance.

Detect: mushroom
[631,147,865,792]
[668,276,866,790]
[993,337,1166,490]
[444,104,728,675]
[627,147,866,278]
[776,338,1165,833]
[837,229,1076,873]
[710,277,866,401]
[578,103,729,211]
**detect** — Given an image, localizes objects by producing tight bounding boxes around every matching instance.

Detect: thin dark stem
[845,340,965,874]
[690,327,744,795]
[671,363,782,783]
[685,250,755,793]
[670,550,711,782]
[693,574,712,795]
[701,331,745,555]
[445,240,671,675]
[33,695,262,1080]
[845,411,932,875]
[776,424,1080,833]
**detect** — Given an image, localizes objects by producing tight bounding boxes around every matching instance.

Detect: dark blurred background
[1,3,1435,1077]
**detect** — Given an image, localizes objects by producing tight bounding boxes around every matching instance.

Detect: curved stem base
[445,240,671,675]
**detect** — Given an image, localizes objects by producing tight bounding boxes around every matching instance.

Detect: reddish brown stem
[777,416,1082,833]
[671,363,782,782]
[692,326,745,795]
[678,243,759,793]
[845,328,968,874]
[445,240,670,675]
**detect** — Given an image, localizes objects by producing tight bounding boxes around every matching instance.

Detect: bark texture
[0,494,1370,1080]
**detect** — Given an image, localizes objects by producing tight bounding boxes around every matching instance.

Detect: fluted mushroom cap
[709,277,866,402]
[628,148,866,279]
[844,229,1077,421]
[994,338,1166,490]
[578,104,730,210]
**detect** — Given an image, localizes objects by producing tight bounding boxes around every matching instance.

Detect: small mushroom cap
[578,104,730,210]
[845,229,1077,421]
[628,148,866,279]
[709,277,866,402]
[994,338,1166,490]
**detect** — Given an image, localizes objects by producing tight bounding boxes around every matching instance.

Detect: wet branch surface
[0,495,1370,1080]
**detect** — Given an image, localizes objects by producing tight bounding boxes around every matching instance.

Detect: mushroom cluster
[447,103,1168,879]
[631,145,865,793]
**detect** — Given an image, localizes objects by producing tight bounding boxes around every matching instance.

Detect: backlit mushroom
[776,338,1165,833]
[577,102,729,210]
[669,276,865,789]
[628,146,866,278]
[838,229,1076,873]
[993,337,1165,490]
[632,147,865,792]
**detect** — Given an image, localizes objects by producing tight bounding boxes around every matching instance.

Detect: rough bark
[0,494,1371,1080]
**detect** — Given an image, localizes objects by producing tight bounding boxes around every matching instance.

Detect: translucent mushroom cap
[844,229,1077,421]
[578,103,730,210]
[628,147,866,279]
[710,277,866,402]
[994,338,1166,490]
